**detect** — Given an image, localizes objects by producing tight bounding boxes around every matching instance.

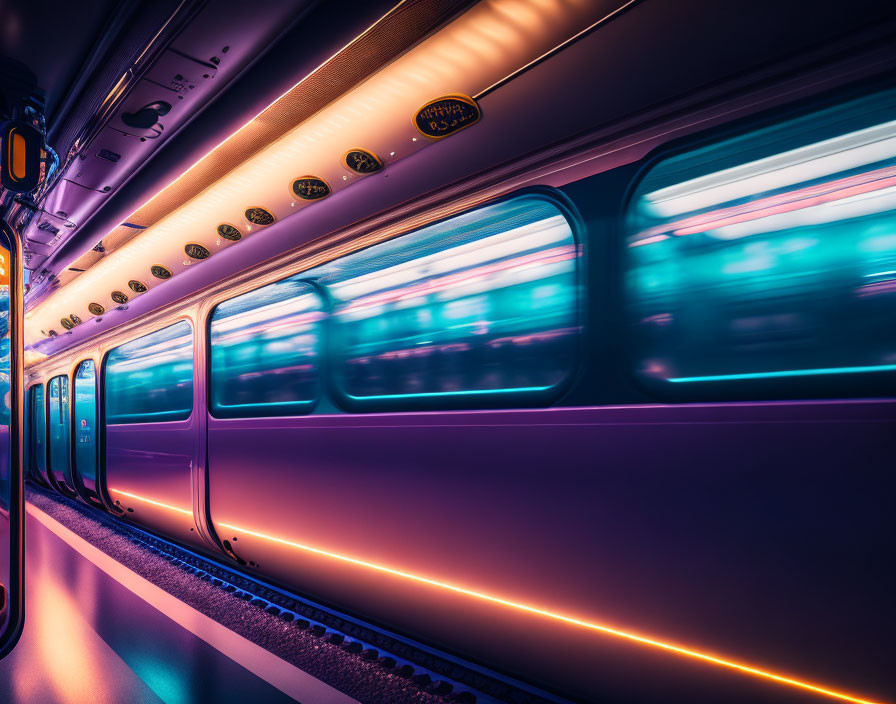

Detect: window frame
[330,190,585,413]
[619,73,896,402]
[102,319,196,425]
[206,279,327,419]
[205,187,585,418]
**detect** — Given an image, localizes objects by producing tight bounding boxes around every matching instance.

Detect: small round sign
[344,149,383,174]
[414,94,481,140]
[217,223,241,241]
[245,207,275,226]
[69,314,82,325]
[61,318,73,330]
[291,176,331,200]
[185,243,210,260]
[111,291,129,304]
[88,302,105,316]
[151,265,172,280]
[129,280,148,293]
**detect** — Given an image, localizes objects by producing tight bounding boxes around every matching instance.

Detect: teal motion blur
[208,195,580,416]
[626,87,896,386]
[73,360,97,487]
[105,321,194,424]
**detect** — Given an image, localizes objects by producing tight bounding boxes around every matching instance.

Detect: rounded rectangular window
[325,194,580,404]
[625,87,896,392]
[28,384,46,479]
[105,321,194,424]
[73,360,98,488]
[209,280,324,418]
[47,375,71,485]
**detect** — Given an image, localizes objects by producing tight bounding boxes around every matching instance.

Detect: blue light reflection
[105,321,194,424]
[208,196,580,413]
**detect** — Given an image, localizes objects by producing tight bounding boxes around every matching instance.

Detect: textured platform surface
[0,489,479,704]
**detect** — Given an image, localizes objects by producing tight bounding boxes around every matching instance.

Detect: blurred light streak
[643,119,896,217]
[673,171,896,238]
[669,364,896,383]
[704,183,896,240]
[111,488,886,704]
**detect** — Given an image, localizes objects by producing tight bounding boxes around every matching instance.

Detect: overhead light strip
[28,0,632,344]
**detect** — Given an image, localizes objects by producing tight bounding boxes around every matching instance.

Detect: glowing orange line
[111,488,887,704]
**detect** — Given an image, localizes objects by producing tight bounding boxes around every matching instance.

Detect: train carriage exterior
[6,1,896,703]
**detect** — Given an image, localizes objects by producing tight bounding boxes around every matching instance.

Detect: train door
[47,375,76,497]
[27,384,47,485]
[73,360,101,506]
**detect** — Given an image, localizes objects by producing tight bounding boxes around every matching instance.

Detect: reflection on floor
[0,511,163,704]
[0,503,315,704]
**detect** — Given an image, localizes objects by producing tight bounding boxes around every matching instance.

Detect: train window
[323,194,580,404]
[47,375,71,480]
[625,86,896,391]
[105,321,194,424]
[209,280,324,418]
[27,384,46,480]
[73,361,98,487]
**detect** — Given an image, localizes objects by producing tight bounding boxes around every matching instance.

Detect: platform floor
[0,488,507,704]
[1,507,168,704]
[0,496,366,704]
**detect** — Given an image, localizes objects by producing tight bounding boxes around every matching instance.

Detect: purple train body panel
[202,401,896,701]
[106,421,203,550]
[17,3,896,702]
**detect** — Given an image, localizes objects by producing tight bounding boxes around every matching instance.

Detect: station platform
[0,488,519,704]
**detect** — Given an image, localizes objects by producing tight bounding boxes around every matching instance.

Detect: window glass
[105,321,193,424]
[48,375,70,478]
[73,361,98,485]
[626,87,896,386]
[28,385,46,479]
[210,281,324,418]
[321,195,580,402]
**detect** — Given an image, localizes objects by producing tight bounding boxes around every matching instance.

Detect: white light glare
[708,183,896,240]
[644,119,896,218]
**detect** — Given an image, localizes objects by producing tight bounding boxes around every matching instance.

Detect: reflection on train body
[22,76,896,704]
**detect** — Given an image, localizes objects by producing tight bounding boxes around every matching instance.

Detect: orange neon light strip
[111,488,886,704]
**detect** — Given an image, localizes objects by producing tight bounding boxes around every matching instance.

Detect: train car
[3,1,896,703]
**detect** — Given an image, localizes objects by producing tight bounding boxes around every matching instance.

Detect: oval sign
[185,243,210,260]
[129,280,147,293]
[60,318,73,330]
[48,330,58,337]
[291,177,330,201]
[111,291,129,305]
[245,207,275,226]
[344,150,383,175]
[414,94,480,140]
[88,302,105,316]
[69,314,82,325]
[217,223,241,241]
[151,265,172,280]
